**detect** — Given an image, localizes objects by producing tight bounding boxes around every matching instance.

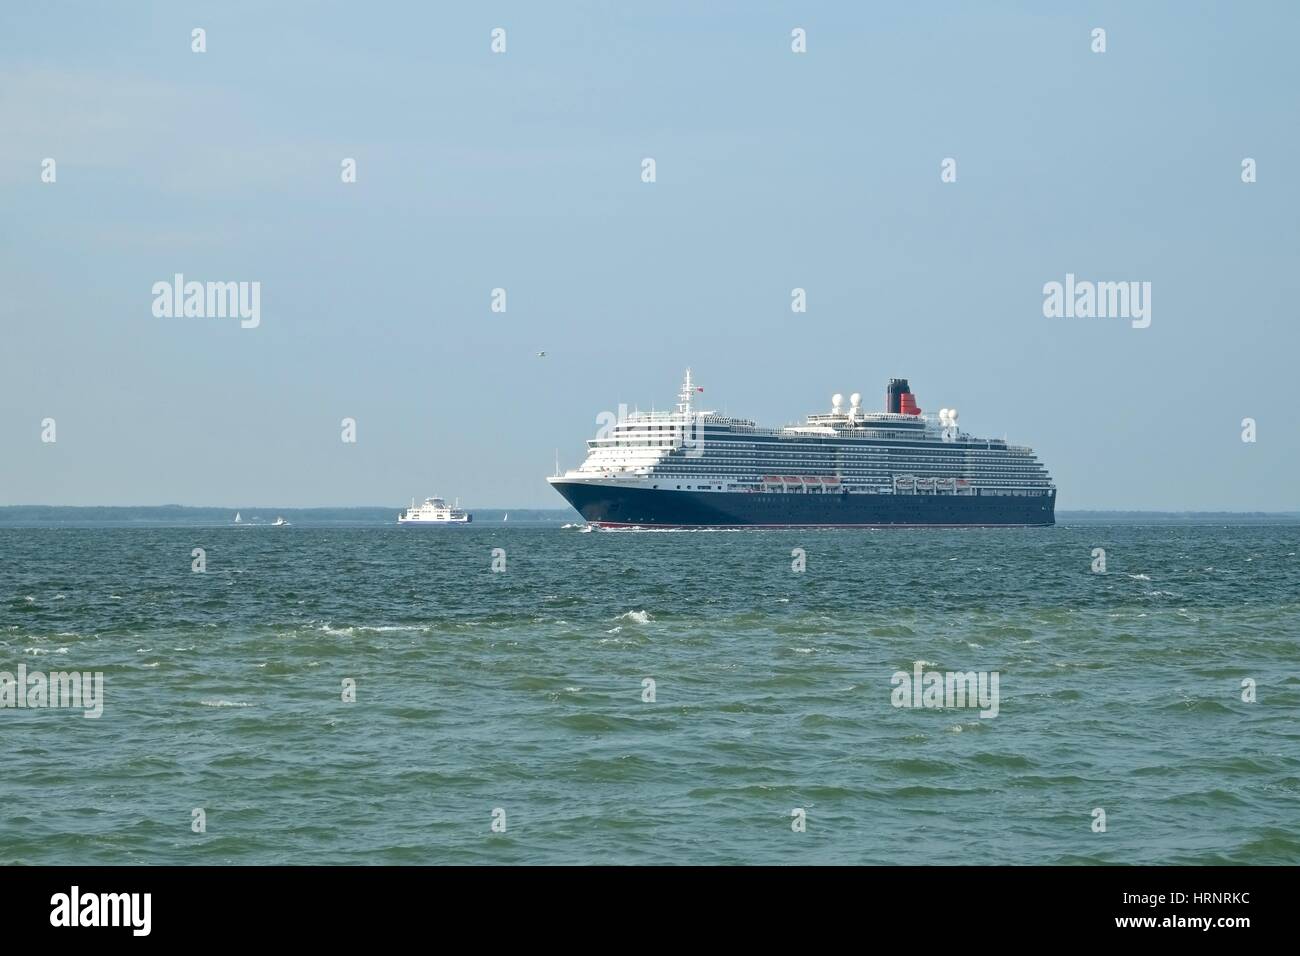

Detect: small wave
[553,713,633,732]
[971,752,1034,768]
[1162,698,1234,715]
[891,757,950,775]
[199,699,252,708]
[618,610,654,625]
[1047,689,1082,701]
[1223,830,1300,864]
[507,675,556,691]
[871,624,915,638]
[1127,573,1152,580]
[1160,788,1249,809]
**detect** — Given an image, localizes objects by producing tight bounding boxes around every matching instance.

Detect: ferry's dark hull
[550,482,1055,528]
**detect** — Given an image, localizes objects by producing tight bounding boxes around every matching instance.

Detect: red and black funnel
[886,378,921,415]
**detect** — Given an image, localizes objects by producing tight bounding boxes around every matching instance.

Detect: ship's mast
[676,368,696,417]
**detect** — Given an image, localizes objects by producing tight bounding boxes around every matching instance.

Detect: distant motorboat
[271,516,290,527]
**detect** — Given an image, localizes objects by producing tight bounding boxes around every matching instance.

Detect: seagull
[537,351,546,357]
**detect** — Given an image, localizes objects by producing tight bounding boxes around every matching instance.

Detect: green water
[1,521,1297,864]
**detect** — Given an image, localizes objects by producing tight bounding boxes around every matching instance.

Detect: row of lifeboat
[894,476,969,493]
[760,475,842,492]
[742,475,974,494]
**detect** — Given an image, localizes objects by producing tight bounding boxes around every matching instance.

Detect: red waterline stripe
[587,521,1051,530]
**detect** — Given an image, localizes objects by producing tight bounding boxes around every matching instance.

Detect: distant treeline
[0,506,1293,527]
[0,506,581,526]
[1058,511,1299,522]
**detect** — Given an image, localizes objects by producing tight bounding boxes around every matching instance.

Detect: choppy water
[2,522,1298,865]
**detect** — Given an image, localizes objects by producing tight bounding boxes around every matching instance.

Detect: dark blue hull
[550,482,1055,528]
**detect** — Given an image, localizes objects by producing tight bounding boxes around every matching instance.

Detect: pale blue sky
[2,2,1297,509]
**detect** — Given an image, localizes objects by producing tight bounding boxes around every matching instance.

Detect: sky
[1,2,1297,509]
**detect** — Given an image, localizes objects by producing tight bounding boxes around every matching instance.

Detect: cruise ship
[397,497,472,525]
[547,370,1056,528]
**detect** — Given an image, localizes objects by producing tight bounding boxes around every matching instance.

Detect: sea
[2,512,1298,865]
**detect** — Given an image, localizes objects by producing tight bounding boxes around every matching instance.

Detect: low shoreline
[0,505,1296,528]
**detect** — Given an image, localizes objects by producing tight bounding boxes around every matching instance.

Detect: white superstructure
[397,496,472,525]
[547,369,1054,498]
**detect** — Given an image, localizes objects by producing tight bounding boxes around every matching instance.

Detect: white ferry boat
[397,497,472,526]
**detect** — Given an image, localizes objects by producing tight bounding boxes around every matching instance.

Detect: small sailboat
[234,512,242,524]
[503,513,509,522]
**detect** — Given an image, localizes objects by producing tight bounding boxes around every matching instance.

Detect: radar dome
[849,392,862,406]
[832,393,844,409]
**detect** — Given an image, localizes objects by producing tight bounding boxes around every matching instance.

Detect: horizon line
[1,505,1298,516]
